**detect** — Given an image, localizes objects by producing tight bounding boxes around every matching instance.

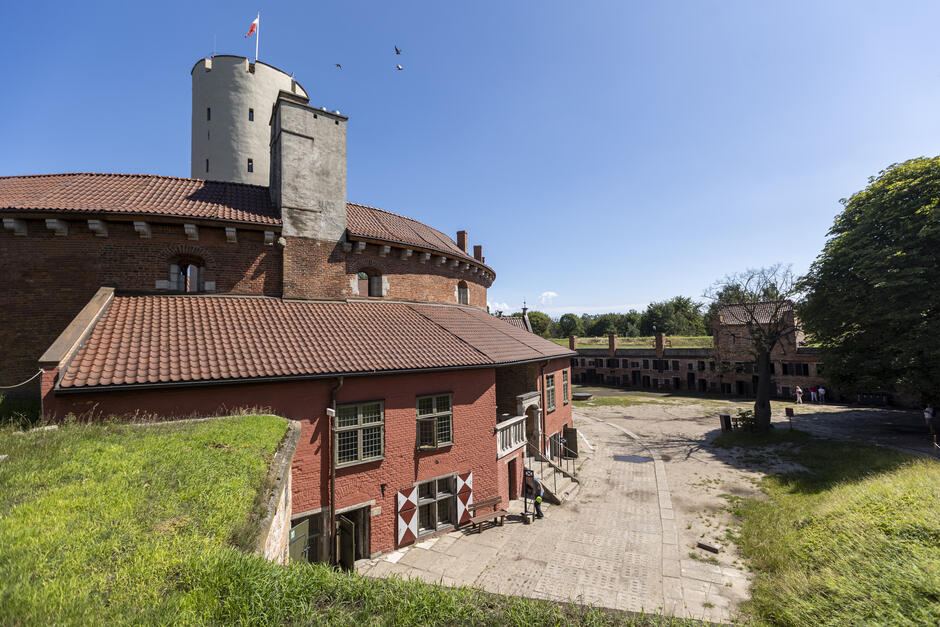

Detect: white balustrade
[496,414,526,458]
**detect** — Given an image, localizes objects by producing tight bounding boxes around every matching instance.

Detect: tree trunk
[753,349,773,431]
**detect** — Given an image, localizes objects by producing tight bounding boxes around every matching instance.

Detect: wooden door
[338,515,355,570]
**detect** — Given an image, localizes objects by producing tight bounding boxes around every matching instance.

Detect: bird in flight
[335,63,342,69]
[395,45,402,55]
[396,64,403,71]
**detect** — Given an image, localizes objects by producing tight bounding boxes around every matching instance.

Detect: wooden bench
[465,496,508,532]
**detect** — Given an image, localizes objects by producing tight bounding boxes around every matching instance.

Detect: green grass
[0,416,696,626]
[723,434,940,625]
[549,336,713,349]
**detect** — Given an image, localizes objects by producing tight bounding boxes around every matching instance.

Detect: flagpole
[255,12,260,62]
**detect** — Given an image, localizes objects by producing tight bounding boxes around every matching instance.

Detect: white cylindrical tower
[191,55,309,185]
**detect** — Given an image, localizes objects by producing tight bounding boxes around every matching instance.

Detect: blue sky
[3,1,939,316]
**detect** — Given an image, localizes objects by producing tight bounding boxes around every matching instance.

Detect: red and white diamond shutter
[397,487,418,547]
[456,471,473,525]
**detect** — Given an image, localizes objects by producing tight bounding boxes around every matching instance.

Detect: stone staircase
[524,443,583,505]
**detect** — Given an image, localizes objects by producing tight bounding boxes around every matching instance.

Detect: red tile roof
[57,296,573,389]
[346,202,479,265]
[0,174,490,269]
[498,316,530,331]
[718,301,794,325]
[0,173,279,225]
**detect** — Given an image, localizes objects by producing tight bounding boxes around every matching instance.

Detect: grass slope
[549,336,713,349]
[0,415,288,623]
[717,431,940,626]
[0,416,694,626]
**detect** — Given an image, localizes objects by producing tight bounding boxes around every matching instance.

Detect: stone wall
[255,420,302,565]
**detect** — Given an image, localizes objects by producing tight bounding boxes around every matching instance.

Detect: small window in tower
[248,108,254,121]
[457,281,469,305]
[247,158,254,173]
[206,107,211,121]
[205,159,209,173]
[207,129,210,141]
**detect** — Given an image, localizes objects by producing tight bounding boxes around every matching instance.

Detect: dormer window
[357,269,383,297]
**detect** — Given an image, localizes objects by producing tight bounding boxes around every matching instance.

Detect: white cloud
[538,291,558,306]
[487,301,510,313]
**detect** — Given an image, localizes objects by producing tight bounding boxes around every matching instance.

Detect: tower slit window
[206,107,211,121]
[247,158,253,173]
[248,108,254,121]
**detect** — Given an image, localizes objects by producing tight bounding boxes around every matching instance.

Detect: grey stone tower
[191,56,308,185]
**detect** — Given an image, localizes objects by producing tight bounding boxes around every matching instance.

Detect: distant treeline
[513,296,717,338]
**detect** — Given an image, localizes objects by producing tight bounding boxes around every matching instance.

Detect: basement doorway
[337,505,371,570]
[687,372,695,389]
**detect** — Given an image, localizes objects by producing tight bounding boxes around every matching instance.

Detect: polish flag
[245,16,258,38]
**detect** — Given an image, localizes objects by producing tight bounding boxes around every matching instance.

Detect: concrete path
[357,415,746,623]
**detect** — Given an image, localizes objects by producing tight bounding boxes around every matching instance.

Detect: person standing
[818,386,826,404]
[810,386,818,403]
[925,405,935,435]
[795,386,803,404]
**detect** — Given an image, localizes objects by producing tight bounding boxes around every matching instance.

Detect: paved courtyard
[357,407,751,624]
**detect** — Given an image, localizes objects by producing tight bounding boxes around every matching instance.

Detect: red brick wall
[0,217,280,398]
[41,366,501,556]
[542,359,573,447]
[494,362,540,414]
[497,449,524,505]
[283,237,489,307]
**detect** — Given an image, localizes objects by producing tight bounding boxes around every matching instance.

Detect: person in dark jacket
[526,475,545,519]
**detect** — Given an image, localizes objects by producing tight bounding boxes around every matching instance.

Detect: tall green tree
[526,310,551,336]
[800,157,940,403]
[707,265,799,431]
[587,313,620,336]
[640,297,705,336]
[617,311,642,337]
[556,313,583,338]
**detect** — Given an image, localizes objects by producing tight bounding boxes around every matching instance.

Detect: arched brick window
[457,281,469,305]
[358,269,383,297]
[170,256,205,293]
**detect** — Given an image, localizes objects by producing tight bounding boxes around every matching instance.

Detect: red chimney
[655,332,665,359]
[456,230,468,252]
[608,333,617,356]
[473,245,483,261]
[569,335,577,350]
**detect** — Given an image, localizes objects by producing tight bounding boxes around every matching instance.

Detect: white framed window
[335,401,384,467]
[416,475,456,536]
[416,393,453,449]
[546,374,556,412]
[562,370,569,404]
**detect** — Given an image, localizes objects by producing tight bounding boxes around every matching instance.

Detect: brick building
[0,55,574,564]
[571,302,828,400]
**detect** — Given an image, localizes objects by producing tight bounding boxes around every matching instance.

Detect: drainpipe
[329,376,344,565]
[539,360,548,456]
